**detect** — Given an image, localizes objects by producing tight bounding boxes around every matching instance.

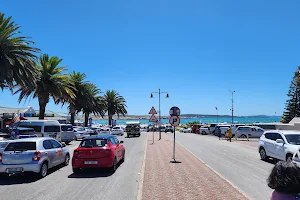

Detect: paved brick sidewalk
[141,133,249,200]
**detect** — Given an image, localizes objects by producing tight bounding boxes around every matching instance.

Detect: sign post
[169,106,180,163]
[149,107,158,144]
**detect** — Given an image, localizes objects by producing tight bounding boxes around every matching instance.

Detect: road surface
[0,133,147,200]
[166,132,274,200]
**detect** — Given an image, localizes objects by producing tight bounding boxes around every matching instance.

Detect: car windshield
[77,128,85,131]
[5,142,36,151]
[80,139,107,148]
[285,134,300,145]
[61,125,73,131]
[44,126,60,132]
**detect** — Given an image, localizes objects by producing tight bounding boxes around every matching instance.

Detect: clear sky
[1,0,300,116]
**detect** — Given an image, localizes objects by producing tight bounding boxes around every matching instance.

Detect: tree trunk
[70,105,76,125]
[39,103,46,120]
[85,113,89,127]
[108,115,112,126]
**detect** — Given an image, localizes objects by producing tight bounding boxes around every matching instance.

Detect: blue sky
[1,0,299,116]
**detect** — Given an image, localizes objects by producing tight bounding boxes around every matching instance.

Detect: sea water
[93,116,281,125]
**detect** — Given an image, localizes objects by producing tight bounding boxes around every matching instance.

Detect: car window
[114,136,119,144]
[44,126,60,132]
[50,140,61,148]
[273,133,284,141]
[61,125,73,131]
[264,133,274,140]
[5,142,36,151]
[285,134,300,145]
[80,139,107,147]
[19,125,42,132]
[43,140,53,150]
[109,137,116,145]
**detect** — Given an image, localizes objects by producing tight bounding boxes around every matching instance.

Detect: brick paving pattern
[141,133,249,200]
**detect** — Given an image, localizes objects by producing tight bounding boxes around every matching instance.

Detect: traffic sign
[169,116,180,126]
[149,115,158,122]
[149,106,157,115]
[169,106,180,116]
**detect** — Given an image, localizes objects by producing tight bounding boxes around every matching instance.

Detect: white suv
[258,130,300,162]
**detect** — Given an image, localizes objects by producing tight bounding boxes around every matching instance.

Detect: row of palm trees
[0,12,127,126]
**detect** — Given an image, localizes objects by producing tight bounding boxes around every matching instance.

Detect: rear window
[61,125,73,131]
[80,139,107,148]
[44,126,60,132]
[5,142,36,151]
[19,125,42,132]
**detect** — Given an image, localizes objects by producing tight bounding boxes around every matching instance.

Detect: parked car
[235,126,264,138]
[18,120,61,138]
[182,128,192,133]
[165,125,173,133]
[258,130,300,162]
[0,138,70,178]
[125,122,141,137]
[73,127,90,140]
[72,135,125,173]
[192,124,202,134]
[111,126,124,136]
[147,125,156,132]
[208,123,218,134]
[100,127,111,134]
[11,127,36,139]
[85,128,95,135]
[59,124,75,144]
[200,126,210,135]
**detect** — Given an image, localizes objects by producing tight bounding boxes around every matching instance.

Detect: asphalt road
[0,133,147,200]
[166,132,274,200]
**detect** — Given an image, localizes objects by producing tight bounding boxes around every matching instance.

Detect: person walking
[227,126,232,142]
[216,126,222,140]
[267,161,300,200]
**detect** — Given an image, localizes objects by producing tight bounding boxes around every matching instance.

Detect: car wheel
[111,157,117,172]
[259,148,268,161]
[64,154,70,166]
[137,134,140,137]
[73,168,80,174]
[240,134,247,138]
[286,154,293,162]
[65,142,70,145]
[201,131,206,135]
[39,162,48,178]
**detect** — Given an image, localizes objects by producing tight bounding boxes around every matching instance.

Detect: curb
[136,132,148,200]
[166,132,253,200]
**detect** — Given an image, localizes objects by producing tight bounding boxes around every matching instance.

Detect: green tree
[68,71,91,125]
[102,90,127,126]
[82,84,105,127]
[282,67,300,123]
[0,12,40,90]
[15,54,74,119]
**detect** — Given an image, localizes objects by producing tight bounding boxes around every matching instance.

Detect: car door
[264,133,276,157]
[42,140,56,168]
[49,139,63,166]
[253,128,264,138]
[274,133,286,160]
[112,137,122,161]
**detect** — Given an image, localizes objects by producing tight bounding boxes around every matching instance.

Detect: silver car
[74,127,90,140]
[0,138,70,178]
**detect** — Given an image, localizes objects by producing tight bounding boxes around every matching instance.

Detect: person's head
[267,161,300,193]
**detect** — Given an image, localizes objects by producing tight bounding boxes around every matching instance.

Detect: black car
[165,126,173,133]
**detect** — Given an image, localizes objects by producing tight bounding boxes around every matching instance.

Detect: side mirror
[120,141,124,144]
[62,143,66,147]
[276,139,284,144]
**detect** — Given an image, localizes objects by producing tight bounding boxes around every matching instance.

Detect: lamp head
[150,93,153,98]
[166,93,169,98]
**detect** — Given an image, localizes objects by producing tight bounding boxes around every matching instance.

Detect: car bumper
[0,163,41,173]
[72,157,114,169]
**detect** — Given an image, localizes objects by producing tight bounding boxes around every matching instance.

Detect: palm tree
[82,84,105,127]
[15,54,75,119]
[68,71,91,125]
[102,90,127,126]
[0,12,40,90]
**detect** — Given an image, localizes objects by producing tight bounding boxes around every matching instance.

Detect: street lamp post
[150,89,169,140]
[229,90,235,124]
[215,107,218,123]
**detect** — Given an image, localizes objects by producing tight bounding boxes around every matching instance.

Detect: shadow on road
[263,158,279,165]
[68,168,114,178]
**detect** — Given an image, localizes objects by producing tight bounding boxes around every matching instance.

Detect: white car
[235,126,264,139]
[258,130,300,162]
[182,128,192,133]
[73,127,90,140]
[100,127,111,134]
[111,126,124,136]
[200,126,210,135]
[84,128,95,135]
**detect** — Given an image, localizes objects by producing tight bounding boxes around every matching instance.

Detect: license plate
[84,161,98,164]
[6,167,23,173]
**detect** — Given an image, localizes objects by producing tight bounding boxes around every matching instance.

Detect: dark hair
[267,161,300,193]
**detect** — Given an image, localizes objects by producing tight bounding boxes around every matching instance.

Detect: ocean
[93,116,281,125]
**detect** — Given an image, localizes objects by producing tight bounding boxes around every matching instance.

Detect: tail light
[32,151,41,161]
[73,150,79,158]
[0,152,2,162]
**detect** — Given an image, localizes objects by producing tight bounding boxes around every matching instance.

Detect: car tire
[286,154,293,162]
[64,154,70,166]
[201,131,206,135]
[65,142,70,145]
[240,134,247,138]
[111,157,117,172]
[137,134,140,137]
[259,148,268,161]
[39,162,48,178]
[73,168,80,174]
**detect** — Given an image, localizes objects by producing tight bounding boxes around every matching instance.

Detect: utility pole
[230,90,235,124]
[215,107,218,123]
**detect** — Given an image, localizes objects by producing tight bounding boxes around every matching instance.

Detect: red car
[72,135,125,173]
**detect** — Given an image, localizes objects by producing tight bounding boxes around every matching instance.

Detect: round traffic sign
[169,106,180,116]
[169,116,180,126]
